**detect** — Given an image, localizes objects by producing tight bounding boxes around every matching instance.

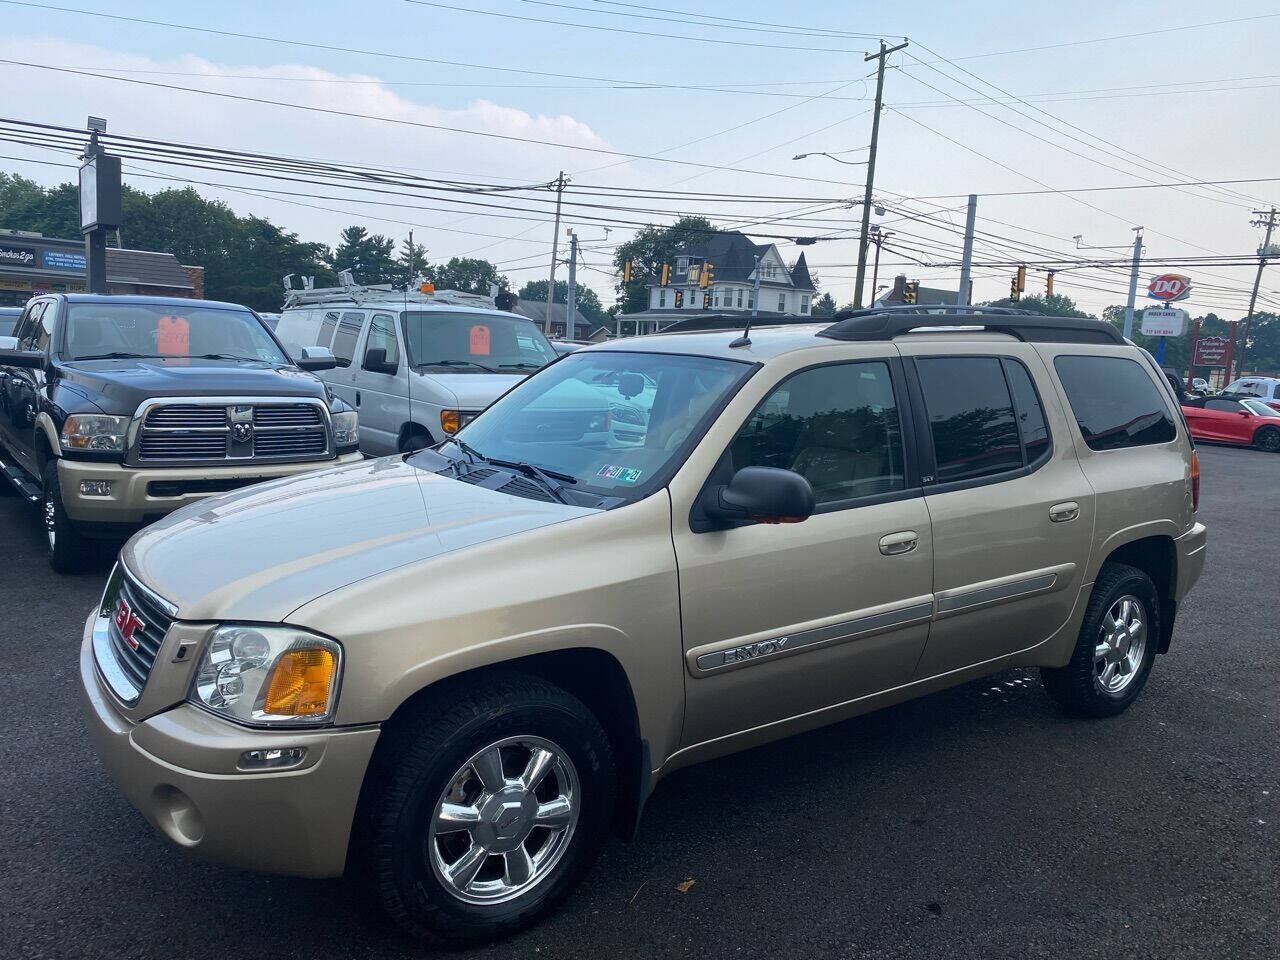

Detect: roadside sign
[1147,274,1192,302]
[1192,335,1231,367]
[1141,307,1188,338]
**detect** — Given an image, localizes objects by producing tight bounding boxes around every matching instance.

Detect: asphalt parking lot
[1,443,1276,959]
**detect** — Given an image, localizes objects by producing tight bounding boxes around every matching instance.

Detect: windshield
[428,350,752,503]
[63,303,287,363]
[402,311,556,373]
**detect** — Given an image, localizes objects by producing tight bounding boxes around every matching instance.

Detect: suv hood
[414,370,525,410]
[58,357,329,415]
[122,456,595,622]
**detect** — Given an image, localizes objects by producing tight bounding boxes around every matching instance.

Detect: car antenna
[730,253,762,348]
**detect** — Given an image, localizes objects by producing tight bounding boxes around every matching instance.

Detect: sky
[2,0,1279,317]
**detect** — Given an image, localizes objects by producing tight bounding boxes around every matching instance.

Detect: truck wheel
[42,460,92,573]
[1041,562,1160,718]
[1255,426,1280,453]
[367,673,615,946]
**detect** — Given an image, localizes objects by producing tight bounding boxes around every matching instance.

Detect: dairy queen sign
[1147,273,1192,302]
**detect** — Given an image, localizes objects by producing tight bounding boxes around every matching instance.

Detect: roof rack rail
[281,271,497,310]
[818,306,1125,345]
[655,314,811,334]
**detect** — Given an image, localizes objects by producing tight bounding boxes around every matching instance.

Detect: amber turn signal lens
[262,648,337,716]
[440,409,461,434]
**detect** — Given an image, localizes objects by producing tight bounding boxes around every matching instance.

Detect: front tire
[42,460,92,573]
[367,673,615,946]
[1041,562,1160,717]
[1255,426,1280,453]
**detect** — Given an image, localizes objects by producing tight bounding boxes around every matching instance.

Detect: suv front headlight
[190,625,342,726]
[61,414,130,452]
[332,409,359,449]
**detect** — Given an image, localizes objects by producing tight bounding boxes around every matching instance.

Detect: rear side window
[331,311,365,367]
[916,357,1023,483]
[1054,355,1176,451]
[1274,384,1280,400]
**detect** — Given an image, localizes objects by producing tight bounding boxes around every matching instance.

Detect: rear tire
[1255,426,1280,453]
[1041,562,1160,717]
[41,460,93,573]
[367,673,615,946]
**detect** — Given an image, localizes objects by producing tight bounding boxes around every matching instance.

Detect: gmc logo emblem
[114,598,145,651]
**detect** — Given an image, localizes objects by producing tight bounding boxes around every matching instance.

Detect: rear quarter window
[1054,355,1177,451]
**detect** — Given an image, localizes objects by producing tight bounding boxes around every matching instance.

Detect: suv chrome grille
[92,566,176,704]
[134,400,332,465]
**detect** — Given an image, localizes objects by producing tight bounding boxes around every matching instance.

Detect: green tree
[426,256,508,295]
[0,173,79,237]
[517,279,607,330]
[331,226,397,284]
[395,237,429,286]
[611,215,715,313]
[980,293,1094,318]
[810,292,837,317]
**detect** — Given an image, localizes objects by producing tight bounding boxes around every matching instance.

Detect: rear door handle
[355,390,361,407]
[1049,501,1080,523]
[879,530,918,556]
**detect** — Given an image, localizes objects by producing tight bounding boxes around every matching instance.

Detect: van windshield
[63,303,286,363]
[402,311,556,373]
[424,350,752,505]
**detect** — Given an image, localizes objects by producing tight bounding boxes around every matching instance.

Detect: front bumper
[79,622,380,878]
[59,453,364,525]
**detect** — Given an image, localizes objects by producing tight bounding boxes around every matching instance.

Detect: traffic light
[1010,274,1020,301]
[902,280,919,305]
[659,263,671,286]
[1015,265,1027,293]
[699,262,713,288]
[1045,271,1055,297]
[622,259,633,284]
[674,290,684,308]
[702,292,711,309]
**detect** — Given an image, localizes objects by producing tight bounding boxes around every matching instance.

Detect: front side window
[402,311,556,374]
[317,311,338,347]
[439,350,751,503]
[364,312,400,370]
[331,311,365,366]
[917,356,1023,483]
[61,303,287,363]
[1054,355,1177,451]
[730,361,905,505]
[17,301,46,350]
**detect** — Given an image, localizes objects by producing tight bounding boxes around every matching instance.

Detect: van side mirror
[363,346,397,375]
[701,467,815,528]
[0,344,45,369]
[296,345,337,371]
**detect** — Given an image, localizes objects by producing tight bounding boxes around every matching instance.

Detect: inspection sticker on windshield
[597,464,642,483]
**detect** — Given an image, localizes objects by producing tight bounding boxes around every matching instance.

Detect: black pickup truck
[0,294,362,571]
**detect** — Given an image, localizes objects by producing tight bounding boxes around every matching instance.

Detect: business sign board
[1141,307,1188,338]
[0,244,37,268]
[42,250,87,271]
[1192,335,1231,367]
[1147,273,1191,302]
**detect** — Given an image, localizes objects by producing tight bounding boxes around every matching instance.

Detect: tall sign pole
[853,39,908,310]
[1234,206,1278,382]
[78,117,121,296]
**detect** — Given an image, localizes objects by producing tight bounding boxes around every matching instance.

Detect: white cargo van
[275,279,558,454]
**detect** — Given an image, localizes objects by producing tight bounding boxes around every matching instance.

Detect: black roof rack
[655,314,810,334]
[818,305,1125,345]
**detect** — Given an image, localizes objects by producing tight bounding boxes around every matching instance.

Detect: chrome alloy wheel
[428,736,580,905]
[43,495,56,549]
[1094,595,1147,695]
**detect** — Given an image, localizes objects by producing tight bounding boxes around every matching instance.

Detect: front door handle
[1049,501,1080,523]
[879,530,918,556]
[355,390,361,407]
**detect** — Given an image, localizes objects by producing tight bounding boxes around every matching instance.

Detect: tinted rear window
[1054,356,1176,451]
[917,356,1023,483]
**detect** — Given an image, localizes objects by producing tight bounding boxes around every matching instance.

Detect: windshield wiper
[486,457,577,503]
[419,359,497,373]
[448,437,485,465]
[498,362,543,370]
[71,352,159,360]
[188,353,266,362]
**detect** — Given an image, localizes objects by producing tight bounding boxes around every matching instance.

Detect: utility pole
[1122,227,1144,340]
[565,229,579,342]
[1235,206,1278,381]
[545,171,566,335]
[869,227,892,302]
[853,38,908,309]
[957,193,977,305]
[751,253,763,317]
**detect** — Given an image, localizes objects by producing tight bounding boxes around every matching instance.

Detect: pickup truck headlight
[190,625,342,726]
[331,409,359,449]
[61,414,130,452]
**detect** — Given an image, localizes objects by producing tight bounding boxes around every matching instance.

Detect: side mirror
[363,346,397,375]
[297,345,336,371]
[1238,409,1252,417]
[702,466,815,527]
[0,345,45,369]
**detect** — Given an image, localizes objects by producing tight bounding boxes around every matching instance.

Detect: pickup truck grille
[93,566,176,704]
[135,400,331,464]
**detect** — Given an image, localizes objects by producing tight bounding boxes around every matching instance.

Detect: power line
[521,0,877,41]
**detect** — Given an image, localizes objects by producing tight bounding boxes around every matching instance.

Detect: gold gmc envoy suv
[80,308,1206,945]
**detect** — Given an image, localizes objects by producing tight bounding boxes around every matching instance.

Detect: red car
[1182,396,1280,452]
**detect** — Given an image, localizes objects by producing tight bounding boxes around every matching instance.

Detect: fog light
[239,747,307,770]
[79,480,113,496]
